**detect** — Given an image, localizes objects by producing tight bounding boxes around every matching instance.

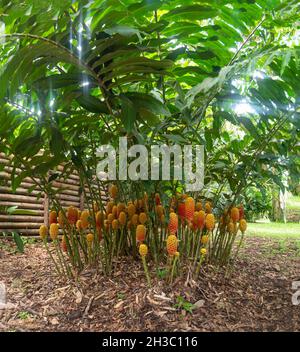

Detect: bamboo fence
[0,153,107,236]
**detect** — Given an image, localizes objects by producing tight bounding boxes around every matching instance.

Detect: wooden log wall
[0,153,107,236]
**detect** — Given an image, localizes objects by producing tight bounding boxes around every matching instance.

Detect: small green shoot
[18,311,32,320]
[156,268,167,280]
[174,296,195,314]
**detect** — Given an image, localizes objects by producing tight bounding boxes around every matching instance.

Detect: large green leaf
[33,73,97,90]
[119,95,137,132]
[76,94,109,114]
[124,93,171,117]
[12,232,25,253]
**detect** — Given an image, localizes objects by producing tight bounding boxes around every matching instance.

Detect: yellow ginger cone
[118,211,127,227]
[76,219,82,231]
[227,221,235,234]
[106,201,114,214]
[39,225,48,240]
[58,210,66,228]
[201,235,209,245]
[192,211,199,231]
[109,184,118,199]
[200,248,207,256]
[86,233,94,243]
[155,205,164,217]
[166,234,178,256]
[112,205,118,219]
[61,235,67,252]
[127,203,136,218]
[80,210,90,229]
[205,201,212,213]
[96,211,104,227]
[198,210,205,229]
[104,219,109,230]
[117,203,125,216]
[67,206,78,225]
[205,213,215,231]
[50,223,59,241]
[230,207,240,223]
[49,211,57,225]
[196,202,202,211]
[239,219,247,233]
[112,219,119,231]
[136,224,146,242]
[107,213,114,224]
[139,243,148,257]
[131,214,139,226]
[139,212,147,225]
[138,199,145,210]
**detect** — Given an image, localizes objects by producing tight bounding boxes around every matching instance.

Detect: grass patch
[247,222,300,239]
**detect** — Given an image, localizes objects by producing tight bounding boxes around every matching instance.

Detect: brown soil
[0,237,299,332]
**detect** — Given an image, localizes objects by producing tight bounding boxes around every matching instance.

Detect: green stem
[170,256,178,284]
[142,256,151,287]
[43,240,62,277]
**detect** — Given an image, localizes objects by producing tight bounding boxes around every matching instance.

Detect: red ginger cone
[168,212,178,234]
[185,197,195,222]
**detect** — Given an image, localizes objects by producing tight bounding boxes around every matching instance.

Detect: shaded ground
[0,236,299,332]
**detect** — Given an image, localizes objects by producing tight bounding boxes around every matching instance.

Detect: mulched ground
[0,236,299,332]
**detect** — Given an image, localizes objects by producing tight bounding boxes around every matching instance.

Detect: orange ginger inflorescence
[167,234,178,256]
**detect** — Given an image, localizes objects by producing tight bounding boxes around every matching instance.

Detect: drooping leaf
[12,232,24,253]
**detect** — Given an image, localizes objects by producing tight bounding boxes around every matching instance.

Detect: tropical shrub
[39,186,247,281]
[0,1,299,282]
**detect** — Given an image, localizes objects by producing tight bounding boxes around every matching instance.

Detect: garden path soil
[0,237,299,332]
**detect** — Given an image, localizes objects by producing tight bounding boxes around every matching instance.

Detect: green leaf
[119,95,137,132]
[9,208,38,215]
[76,94,109,114]
[14,133,43,159]
[12,232,24,253]
[33,73,96,90]
[138,108,160,125]
[205,127,213,151]
[124,93,170,116]
[217,111,239,125]
[104,26,143,42]
[163,134,188,144]
[163,5,217,21]
[49,126,65,157]
[238,116,259,139]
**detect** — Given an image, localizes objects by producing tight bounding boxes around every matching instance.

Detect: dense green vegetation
[0,2,299,270]
[0,0,299,213]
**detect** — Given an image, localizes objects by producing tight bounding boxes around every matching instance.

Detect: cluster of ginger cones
[39,185,247,283]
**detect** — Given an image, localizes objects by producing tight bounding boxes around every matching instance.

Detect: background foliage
[0,0,299,216]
